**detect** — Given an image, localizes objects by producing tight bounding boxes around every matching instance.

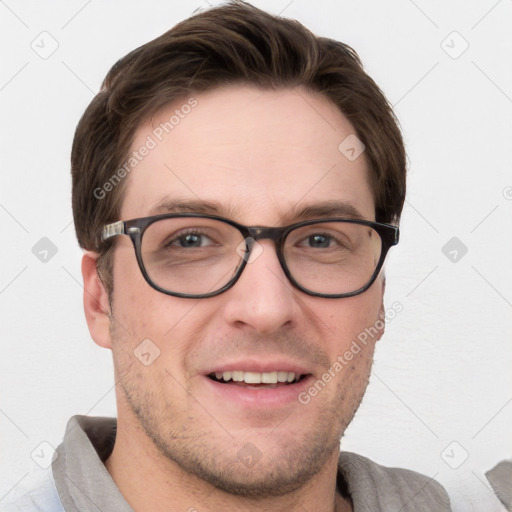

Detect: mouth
[207,370,309,388]
[202,360,314,407]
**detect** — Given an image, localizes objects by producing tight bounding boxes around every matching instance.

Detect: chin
[161,433,340,498]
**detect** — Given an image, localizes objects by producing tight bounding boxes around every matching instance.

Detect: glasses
[101,214,399,299]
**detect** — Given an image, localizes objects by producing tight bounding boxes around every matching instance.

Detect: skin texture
[82,85,386,512]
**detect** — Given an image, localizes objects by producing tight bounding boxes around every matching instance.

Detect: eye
[299,233,336,249]
[306,234,331,248]
[167,231,214,248]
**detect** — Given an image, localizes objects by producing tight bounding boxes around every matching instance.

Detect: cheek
[110,248,172,364]
[113,243,151,296]
[112,245,171,333]
[322,282,384,350]
[110,253,210,382]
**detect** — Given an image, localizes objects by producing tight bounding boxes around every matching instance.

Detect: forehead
[121,85,374,223]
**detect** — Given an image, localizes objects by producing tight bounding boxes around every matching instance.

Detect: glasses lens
[141,217,245,296]
[284,221,382,295]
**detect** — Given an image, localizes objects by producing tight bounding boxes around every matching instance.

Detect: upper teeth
[214,371,298,384]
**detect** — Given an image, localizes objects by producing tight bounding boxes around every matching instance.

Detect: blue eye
[179,233,203,247]
[168,231,213,248]
[308,234,331,248]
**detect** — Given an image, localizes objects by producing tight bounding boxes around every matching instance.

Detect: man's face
[108,85,385,496]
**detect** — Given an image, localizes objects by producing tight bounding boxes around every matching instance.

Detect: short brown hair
[71,1,406,295]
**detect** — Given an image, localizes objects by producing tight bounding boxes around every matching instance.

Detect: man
[5,2,451,510]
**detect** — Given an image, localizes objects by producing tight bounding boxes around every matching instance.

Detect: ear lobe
[82,251,112,349]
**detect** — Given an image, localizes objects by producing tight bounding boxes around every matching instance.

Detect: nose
[222,239,297,334]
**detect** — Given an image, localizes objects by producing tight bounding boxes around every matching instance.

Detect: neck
[104,414,352,512]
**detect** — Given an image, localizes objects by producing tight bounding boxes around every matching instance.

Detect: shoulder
[1,470,64,512]
[338,451,451,511]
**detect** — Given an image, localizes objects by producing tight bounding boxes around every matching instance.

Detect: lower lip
[203,375,313,408]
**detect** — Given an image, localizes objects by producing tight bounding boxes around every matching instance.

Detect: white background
[1,1,511,510]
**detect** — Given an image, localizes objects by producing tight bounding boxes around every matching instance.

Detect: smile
[208,370,308,388]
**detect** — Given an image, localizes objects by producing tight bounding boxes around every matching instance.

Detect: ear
[376,275,386,342]
[82,251,112,349]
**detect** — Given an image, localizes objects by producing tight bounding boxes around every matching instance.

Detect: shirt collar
[52,415,450,512]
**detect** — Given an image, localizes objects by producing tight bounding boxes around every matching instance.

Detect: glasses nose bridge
[246,225,286,246]
[241,225,288,280]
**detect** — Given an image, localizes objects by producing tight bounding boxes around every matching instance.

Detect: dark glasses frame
[102,213,399,299]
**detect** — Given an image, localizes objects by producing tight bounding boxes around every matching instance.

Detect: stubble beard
[108,302,374,499]
[114,353,372,499]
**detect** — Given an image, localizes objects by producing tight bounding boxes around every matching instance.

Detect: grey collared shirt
[3,415,452,511]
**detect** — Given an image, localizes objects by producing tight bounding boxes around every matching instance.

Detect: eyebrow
[283,201,367,222]
[149,198,235,217]
[148,198,367,223]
